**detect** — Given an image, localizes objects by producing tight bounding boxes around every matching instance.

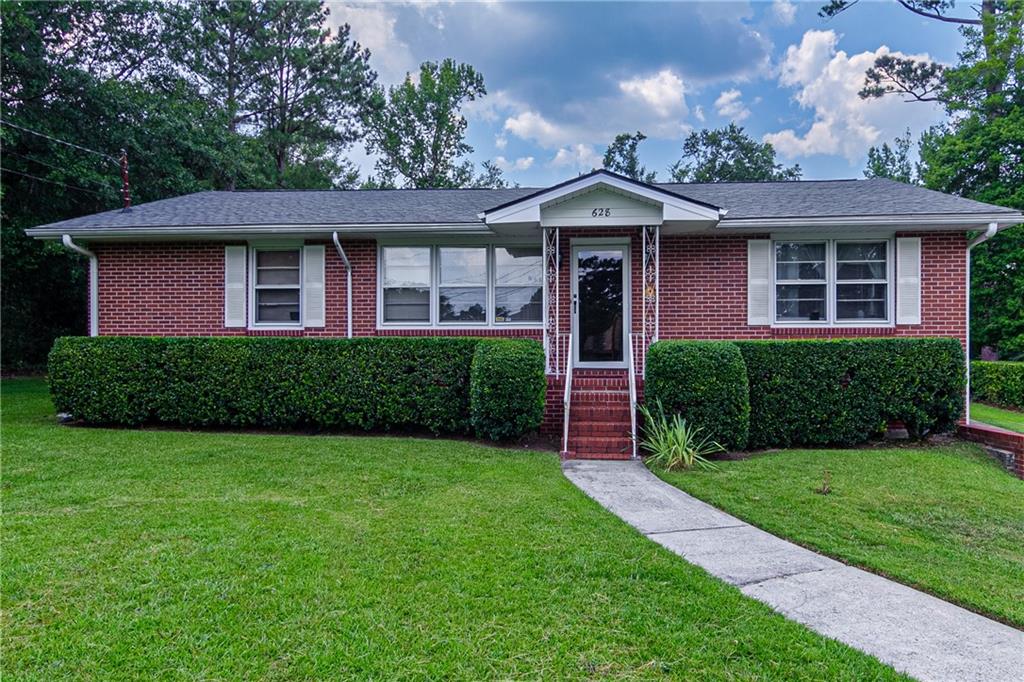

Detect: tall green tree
[863,129,918,183]
[829,0,1023,357]
[1,1,180,369]
[920,3,1024,358]
[603,131,657,182]
[363,59,487,188]
[163,0,274,189]
[670,124,802,182]
[252,0,375,188]
[469,160,511,189]
[1,0,379,367]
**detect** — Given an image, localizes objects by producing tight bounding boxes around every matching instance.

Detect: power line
[3,150,117,189]
[0,118,118,164]
[0,167,107,197]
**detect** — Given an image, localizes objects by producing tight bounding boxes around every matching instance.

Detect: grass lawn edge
[651,443,1024,631]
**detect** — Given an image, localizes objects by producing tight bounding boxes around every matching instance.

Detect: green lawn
[2,379,904,680]
[971,402,1024,433]
[658,445,1024,629]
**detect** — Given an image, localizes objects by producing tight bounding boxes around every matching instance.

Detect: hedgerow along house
[26,169,1024,458]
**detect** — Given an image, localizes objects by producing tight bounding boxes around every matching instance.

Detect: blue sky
[327,1,964,186]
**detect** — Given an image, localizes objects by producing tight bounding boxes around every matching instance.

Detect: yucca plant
[635,401,723,471]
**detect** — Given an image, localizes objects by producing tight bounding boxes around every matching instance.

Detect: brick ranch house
[26,170,1024,458]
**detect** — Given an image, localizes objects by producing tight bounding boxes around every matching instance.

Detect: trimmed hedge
[971,361,1024,410]
[470,339,547,440]
[644,341,750,450]
[736,338,965,448]
[48,336,546,440]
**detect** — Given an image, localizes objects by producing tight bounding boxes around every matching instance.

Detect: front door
[571,241,629,368]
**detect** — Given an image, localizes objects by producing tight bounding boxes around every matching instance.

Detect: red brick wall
[96,242,240,336]
[93,231,967,344]
[93,240,541,339]
[656,231,967,345]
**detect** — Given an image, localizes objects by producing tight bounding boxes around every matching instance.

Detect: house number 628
[591,208,612,217]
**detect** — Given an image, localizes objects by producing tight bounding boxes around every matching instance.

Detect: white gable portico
[478,169,729,456]
[480,168,725,233]
[479,170,726,379]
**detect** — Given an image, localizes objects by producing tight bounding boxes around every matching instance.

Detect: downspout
[332,231,353,339]
[964,221,999,424]
[62,235,98,337]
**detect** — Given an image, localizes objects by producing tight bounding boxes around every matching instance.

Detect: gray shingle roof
[662,179,1019,220]
[25,177,1020,235]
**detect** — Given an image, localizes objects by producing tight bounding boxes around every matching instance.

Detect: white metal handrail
[562,332,573,455]
[627,333,638,459]
[630,333,647,376]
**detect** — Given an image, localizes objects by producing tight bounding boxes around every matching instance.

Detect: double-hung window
[775,242,827,322]
[253,248,301,325]
[439,247,487,323]
[836,241,888,321]
[773,239,891,325]
[382,247,431,323]
[494,247,543,323]
[379,244,543,327]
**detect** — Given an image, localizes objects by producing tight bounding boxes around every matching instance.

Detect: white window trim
[770,237,895,328]
[248,242,304,330]
[376,241,545,330]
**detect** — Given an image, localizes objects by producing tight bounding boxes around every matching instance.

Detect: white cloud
[714,89,751,122]
[693,105,706,123]
[463,89,521,123]
[494,134,508,150]
[494,155,535,171]
[618,69,688,118]
[778,29,839,88]
[771,0,797,26]
[503,110,573,148]
[326,3,417,85]
[550,144,602,170]
[764,30,944,162]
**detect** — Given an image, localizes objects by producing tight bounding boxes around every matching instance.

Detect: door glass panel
[577,248,624,363]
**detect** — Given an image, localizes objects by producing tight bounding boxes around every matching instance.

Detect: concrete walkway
[563,459,1024,682]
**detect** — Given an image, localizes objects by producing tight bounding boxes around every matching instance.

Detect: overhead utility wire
[0,118,119,164]
[0,167,107,197]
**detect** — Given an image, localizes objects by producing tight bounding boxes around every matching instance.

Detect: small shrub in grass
[469,339,546,440]
[635,401,722,471]
[971,361,1024,410]
[644,340,750,450]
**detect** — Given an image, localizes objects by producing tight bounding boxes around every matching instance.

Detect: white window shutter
[302,245,326,328]
[896,237,922,325]
[747,239,771,325]
[224,245,247,327]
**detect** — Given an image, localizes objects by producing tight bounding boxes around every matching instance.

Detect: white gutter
[964,221,999,424]
[27,222,489,240]
[62,235,98,337]
[332,231,353,339]
[716,212,1023,230]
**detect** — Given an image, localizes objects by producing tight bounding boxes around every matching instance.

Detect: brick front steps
[958,421,1024,479]
[562,372,636,460]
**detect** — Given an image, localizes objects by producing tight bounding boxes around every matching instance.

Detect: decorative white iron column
[642,224,660,355]
[543,226,560,374]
